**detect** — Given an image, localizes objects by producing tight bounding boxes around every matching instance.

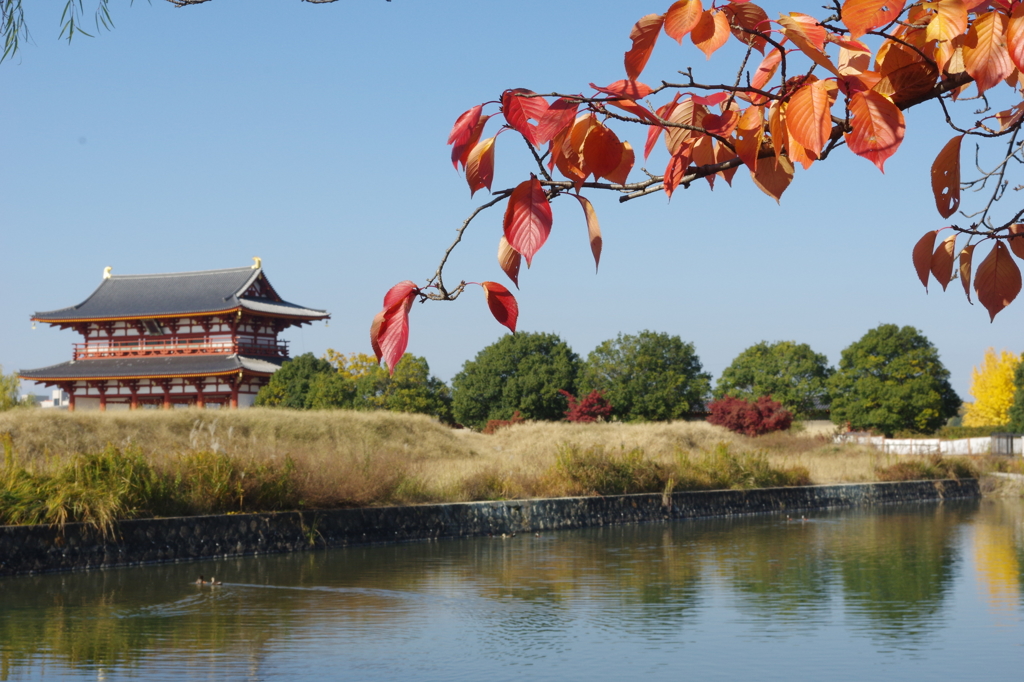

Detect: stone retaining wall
[0,479,979,577]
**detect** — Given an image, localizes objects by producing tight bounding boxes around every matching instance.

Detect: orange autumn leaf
[975,242,1022,321]
[750,154,794,202]
[1008,224,1024,259]
[664,97,707,154]
[583,121,626,181]
[960,243,977,302]
[778,13,840,76]
[845,90,905,172]
[664,0,703,43]
[931,233,957,291]
[963,10,1013,96]
[735,105,765,172]
[625,14,664,80]
[664,142,694,198]
[721,1,770,53]
[465,136,496,197]
[1008,3,1024,72]
[571,194,603,272]
[930,134,963,218]
[497,235,522,288]
[842,0,907,39]
[372,281,419,374]
[691,9,730,59]
[925,0,968,44]
[913,230,939,290]
[786,79,834,157]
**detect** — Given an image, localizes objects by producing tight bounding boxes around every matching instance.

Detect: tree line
[247,323,1024,438]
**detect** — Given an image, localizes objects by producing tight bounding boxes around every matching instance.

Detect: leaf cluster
[559,389,614,423]
[707,395,793,437]
[962,347,1021,426]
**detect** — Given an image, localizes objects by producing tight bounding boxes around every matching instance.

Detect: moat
[1,498,1021,681]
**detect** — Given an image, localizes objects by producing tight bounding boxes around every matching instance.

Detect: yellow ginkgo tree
[963,348,1022,427]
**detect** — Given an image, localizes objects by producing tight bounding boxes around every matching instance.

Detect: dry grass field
[0,409,1002,528]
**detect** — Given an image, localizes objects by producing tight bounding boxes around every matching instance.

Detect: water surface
[2,498,1022,681]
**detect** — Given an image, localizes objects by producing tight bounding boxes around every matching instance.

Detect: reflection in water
[1,499,1022,681]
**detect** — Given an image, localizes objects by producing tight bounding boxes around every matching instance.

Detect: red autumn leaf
[930,135,963,218]
[786,79,834,156]
[931,233,957,291]
[912,230,938,290]
[606,99,663,125]
[624,14,665,81]
[604,140,635,185]
[502,89,549,147]
[646,94,681,159]
[702,110,739,137]
[664,143,694,198]
[535,97,580,146]
[975,241,1022,321]
[842,0,906,39]
[1009,224,1024,260]
[497,236,522,289]
[372,281,418,374]
[721,1,770,53]
[960,243,977,303]
[664,0,703,43]
[691,92,730,107]
[451,114,490,170]
[590,80,654,100]
[382,280,419,309]
[447,104,483,147]
[481,281,519,333]
[691,9,730,59]
[465,137,496,197]
[750,154,794,202]
[844,90,905,172]
[571,194,603,272]
[963,10,1013,96]
[503,175,553,267]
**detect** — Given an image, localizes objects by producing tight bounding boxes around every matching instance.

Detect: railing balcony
[73,336,289,360]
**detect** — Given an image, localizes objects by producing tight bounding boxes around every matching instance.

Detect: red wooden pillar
[68,390,76,412]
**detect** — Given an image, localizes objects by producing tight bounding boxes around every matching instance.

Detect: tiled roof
[19,355,284,381]
[32,267,328,322]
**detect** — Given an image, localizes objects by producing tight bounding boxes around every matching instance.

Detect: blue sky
[3,0,1022,401]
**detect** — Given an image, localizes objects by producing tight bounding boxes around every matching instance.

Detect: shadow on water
[1,498,1021,681]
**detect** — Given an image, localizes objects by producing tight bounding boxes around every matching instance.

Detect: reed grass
[0,409,1004,530]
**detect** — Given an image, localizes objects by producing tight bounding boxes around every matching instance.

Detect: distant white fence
[836,433,1023,456]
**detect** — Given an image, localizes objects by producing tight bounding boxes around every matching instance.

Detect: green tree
[351,354,452,423]
[828,325,960,437]
[306,371,356,410]
[254,353,334,409]
[0,365,23,411]
[1008,361,1024,433]
[715,341,833,420]
[579,330,711,422]
[452,332,580,429]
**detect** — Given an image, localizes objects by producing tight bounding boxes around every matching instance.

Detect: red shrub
[483,410,525,434]
[707,395,793,437]
[559,389,613,423]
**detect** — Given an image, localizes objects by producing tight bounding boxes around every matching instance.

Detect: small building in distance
[19,260,329,411]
